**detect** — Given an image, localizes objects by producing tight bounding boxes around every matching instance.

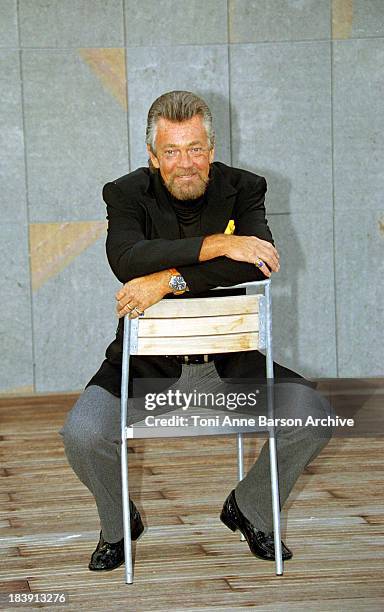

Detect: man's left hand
[116,270,171,319]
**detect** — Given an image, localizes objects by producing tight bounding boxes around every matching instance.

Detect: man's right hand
[199,234,280,278]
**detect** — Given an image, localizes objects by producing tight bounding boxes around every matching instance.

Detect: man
[60,91,331,572]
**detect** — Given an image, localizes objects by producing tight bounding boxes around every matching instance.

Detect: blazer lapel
[201,163,237,235]
[144,171,181,240]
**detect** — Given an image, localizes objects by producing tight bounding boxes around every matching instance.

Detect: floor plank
[0,385,383,610]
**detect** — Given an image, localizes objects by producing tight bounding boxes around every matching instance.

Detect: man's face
[147,115,214,200]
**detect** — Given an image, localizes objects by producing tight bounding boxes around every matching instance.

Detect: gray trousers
[59,362,331,543]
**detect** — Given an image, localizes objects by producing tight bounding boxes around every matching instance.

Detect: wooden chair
[120,279,283,583]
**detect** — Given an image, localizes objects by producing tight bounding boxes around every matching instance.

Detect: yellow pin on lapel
[224,219,235,234]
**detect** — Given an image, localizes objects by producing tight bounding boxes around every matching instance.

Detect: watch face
[170,275,186,291]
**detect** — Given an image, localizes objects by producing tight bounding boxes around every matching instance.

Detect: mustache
[175,170,199,177]
[173,171,210,187]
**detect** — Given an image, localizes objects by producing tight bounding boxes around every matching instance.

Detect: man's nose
[177,150,194,167]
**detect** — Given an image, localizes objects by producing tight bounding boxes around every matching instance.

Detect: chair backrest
[129,293,264,355]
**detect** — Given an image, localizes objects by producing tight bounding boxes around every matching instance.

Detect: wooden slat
[138,313,259,338]
[137,331,259,354]
[143,294,260,318]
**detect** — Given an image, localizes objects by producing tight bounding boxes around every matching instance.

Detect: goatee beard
[165,172,209,201]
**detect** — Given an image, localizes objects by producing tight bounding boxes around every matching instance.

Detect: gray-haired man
[60,91,331,571]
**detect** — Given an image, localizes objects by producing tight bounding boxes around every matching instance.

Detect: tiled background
[1,0,383,394]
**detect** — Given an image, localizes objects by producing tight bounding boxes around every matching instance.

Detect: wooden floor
[1,384,383,611]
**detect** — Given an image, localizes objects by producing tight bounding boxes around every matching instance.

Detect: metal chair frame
[120,279,283,583]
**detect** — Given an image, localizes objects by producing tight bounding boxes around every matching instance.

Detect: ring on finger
[132,306,144,316]
[254,258,264,268]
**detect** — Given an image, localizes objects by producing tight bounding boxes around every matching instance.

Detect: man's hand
[199,234,280,278]
[224,235,280,277]
[116,270,171,319]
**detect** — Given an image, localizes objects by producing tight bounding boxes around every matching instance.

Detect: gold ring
[132,306,144,316]
[254,259,264,268]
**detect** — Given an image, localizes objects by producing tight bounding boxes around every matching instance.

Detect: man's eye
[165,150,176,156]
[191,147,202,153]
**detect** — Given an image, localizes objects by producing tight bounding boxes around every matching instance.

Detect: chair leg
[263,280,283,574]
[268,432,283,575]
[236,433,246,542]
[121,314,134,583]
[121,436,133,584]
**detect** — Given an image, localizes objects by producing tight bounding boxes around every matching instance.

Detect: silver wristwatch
[168,269,188,295]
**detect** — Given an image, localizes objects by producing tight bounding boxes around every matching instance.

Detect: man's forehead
[156,115,207,141]
[157,115,204,129]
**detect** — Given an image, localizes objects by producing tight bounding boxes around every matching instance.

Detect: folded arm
[104,182,204,283]
[106,176,279,316]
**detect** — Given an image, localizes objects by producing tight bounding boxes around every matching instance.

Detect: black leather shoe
[220,490,293,561]
[88,500,144,571]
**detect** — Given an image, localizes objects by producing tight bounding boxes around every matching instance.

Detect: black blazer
[87,162,302,397]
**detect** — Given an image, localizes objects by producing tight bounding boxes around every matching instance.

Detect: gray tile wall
[230,42,333,214]
[124,0,228,46]
[344,0,384,38]
[0,224,34,393]
[32,238,120,393]
[229,0,331,42]
[22,49,129,222]
[1,0,382,393]
[0,0,18,48]
[1,50,28,225]
[19,0,124,47]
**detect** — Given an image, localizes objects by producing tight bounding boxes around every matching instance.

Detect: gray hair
[145,90,215,154]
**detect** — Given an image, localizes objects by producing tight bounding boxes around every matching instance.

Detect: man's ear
[147,144,160,169]
[209,147,215,164]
